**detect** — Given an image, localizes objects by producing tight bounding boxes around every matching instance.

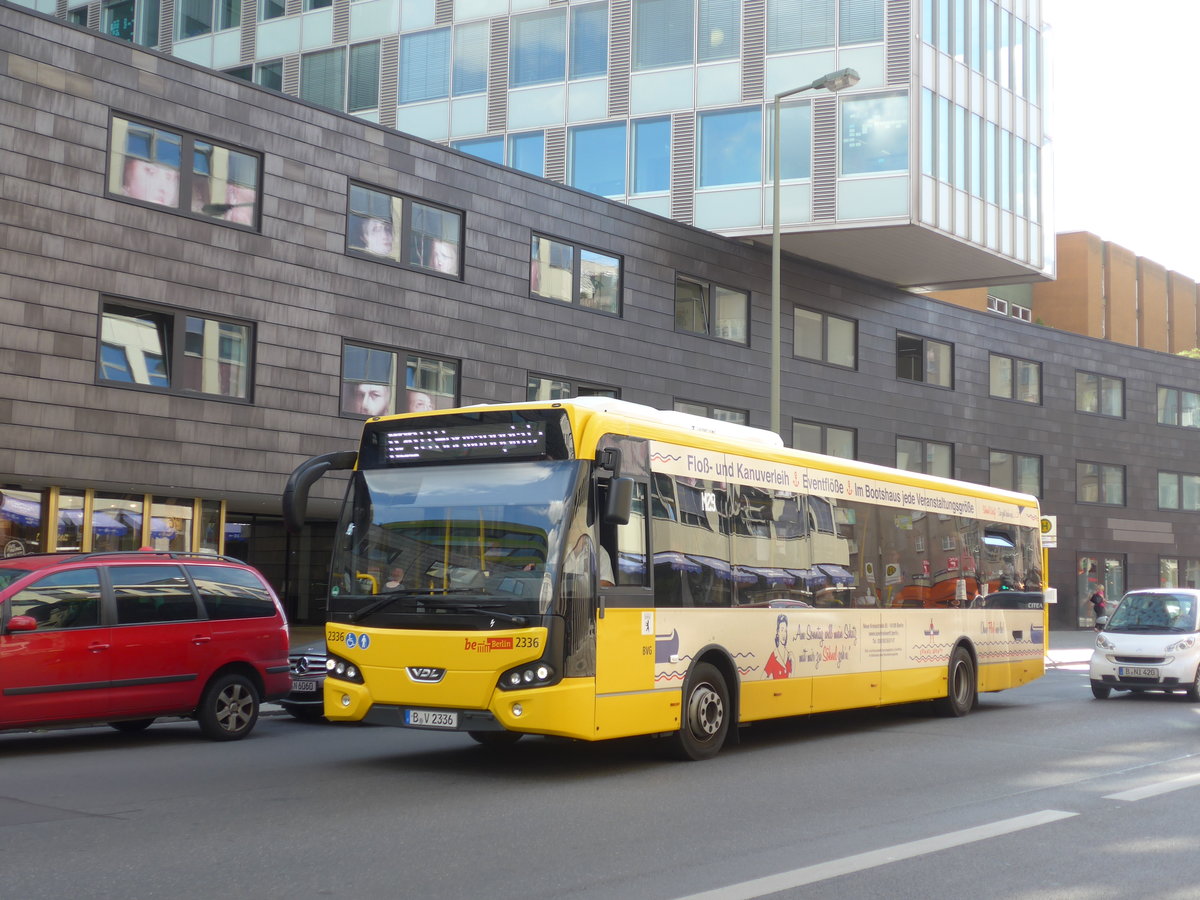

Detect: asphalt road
[4,629,1197,900]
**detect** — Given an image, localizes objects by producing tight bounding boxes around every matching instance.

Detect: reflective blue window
[841,92,909,175]
[511,9,567,87]
[632,117,670,193]
[698,107,761,188]
[400,29,450,103]
[570,3,609,78]
[453,136,504,164]
[508,132,545,177]
[768,102,811,181]
[569,122,627,196]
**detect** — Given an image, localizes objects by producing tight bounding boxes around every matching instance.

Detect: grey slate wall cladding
[3,2,1200,625]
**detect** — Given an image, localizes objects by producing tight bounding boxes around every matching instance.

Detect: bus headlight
[499,661,557,690]
[326,652,365,684]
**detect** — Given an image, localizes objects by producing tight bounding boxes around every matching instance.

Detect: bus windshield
[329,460,586,623]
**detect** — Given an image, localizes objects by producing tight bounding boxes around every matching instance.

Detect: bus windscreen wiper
[422,599,529,626]
[349,588,482,623]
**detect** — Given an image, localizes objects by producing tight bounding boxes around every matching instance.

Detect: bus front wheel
[933,646,976,717]
[669,662,730,761]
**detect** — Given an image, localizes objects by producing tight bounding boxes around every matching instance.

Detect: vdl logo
[344,633,371,650]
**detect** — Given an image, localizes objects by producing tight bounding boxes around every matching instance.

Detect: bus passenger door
[593,479,665,738]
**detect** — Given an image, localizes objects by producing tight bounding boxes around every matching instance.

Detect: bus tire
[933,646,976,717]
[669,662,730,761]
[468,730,523,748]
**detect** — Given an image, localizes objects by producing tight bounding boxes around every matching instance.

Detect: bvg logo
[464,637,514,652]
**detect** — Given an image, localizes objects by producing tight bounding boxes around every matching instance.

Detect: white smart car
[1090,588,1200,700]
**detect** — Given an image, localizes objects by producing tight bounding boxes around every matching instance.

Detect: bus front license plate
[405,709,459,728]
[1118,666,1158,678]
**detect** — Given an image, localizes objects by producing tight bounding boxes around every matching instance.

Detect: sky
[1045,0,1200,281]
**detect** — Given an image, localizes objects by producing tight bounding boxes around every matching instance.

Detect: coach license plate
[291,679,318,692]
[1118,666,1158,678]
[405,708,459,729]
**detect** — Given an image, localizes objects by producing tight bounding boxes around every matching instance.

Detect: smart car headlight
[1166,636,1196,653]
[1096,634,1117,651]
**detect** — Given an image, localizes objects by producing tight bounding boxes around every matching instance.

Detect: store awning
[653,551,703,573]
[0,494,41,527]
[687,555,758,584]
[817,563,854,586]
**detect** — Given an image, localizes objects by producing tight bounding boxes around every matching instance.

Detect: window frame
[792,420,857,459]
[989,449,1042,498]
[340,341,461,419]
[529,234,623,315]
[896,437,953,478]
[345,182,464,279]
[896,332,953,388]
[674,274,749,344]
[674,400,749,425]
[1075,370,1124,418]
[793,306,857,369]
[988,352,1041,404]
[527,374,620,401]
[1157,385,1200,429]
[1158,471,1200,511]
[96,296,255,403]
[107,114,262,231]
[1076,461,1126,507]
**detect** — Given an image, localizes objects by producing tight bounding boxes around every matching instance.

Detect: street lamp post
[770,67,860,436]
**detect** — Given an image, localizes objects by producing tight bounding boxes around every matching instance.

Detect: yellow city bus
[283,398,1045,759]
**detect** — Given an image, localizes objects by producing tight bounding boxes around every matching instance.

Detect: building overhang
[738,222,1055,290]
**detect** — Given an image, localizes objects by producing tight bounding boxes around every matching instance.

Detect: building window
[300,44,380,113]
[1158,472,1200,511]
[767,0,833,52]
[633,0,693,69]
[177,0,239,38]
[1076,371,1124,417]
[568,122,627,196]
[841,92,909,175]
[508,132,545,177]
[1158,386,1200,429]
[104,0,160,46]
[793,421,856,459]
[675,401,748,425]
[794,307,856,368]
[990,450,1042,497]
[528,375,618,401]
[259,0,284,19]
[986,295,1008,315]
[346,183,463,277]
[511,10,567,87]
[453,22,489,96]
[989,354,1040,404]
[453,136,504,164]
[1160,557,1200,589]
[1077,462,1125,506]
[839,0,883,44]
[341,344,459,417]
[399,29,450,103]
[108,116,260,228]
[632,117,671,193]
[698,107,761,188]
[768,101,812,181]
[530,236,621,314]
[896,333,952,387]
[571,3,609,77]
[897,438,952,478]
[99,299,252,401]
[675,276,748,343]
[227,61,284,92]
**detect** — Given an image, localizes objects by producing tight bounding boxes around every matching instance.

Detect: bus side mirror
[604,477,634,525]
[282,450,357,532]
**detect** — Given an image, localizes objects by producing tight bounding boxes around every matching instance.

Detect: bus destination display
[382,422,547,463]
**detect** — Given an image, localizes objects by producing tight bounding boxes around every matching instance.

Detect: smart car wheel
[1091,681,1112,699]
[198,673,259,741]
[1186,666,1200,702]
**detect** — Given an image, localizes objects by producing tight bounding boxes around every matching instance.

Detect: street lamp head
[810,68,860,93]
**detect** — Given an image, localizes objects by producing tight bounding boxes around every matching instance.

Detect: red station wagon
[0,551,291,740]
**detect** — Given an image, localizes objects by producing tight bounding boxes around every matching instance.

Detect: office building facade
[14,0,1051,289]
[3,3,1196,632]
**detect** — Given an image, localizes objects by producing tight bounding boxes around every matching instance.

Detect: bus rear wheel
[669,662,729,761]
[933,646,976,717]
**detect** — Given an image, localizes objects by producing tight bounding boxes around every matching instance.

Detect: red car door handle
[193,635,211,644]
[88,642,110,652]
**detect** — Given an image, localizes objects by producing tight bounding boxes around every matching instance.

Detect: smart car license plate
[290,679,318,692]
[1118,666,1158,678]
[405,709,458,728]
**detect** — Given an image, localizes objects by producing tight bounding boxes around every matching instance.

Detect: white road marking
[1104,772,1200,802]
[673,809,1077,900]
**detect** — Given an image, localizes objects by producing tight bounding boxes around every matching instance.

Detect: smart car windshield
[1106,591,1199,632]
